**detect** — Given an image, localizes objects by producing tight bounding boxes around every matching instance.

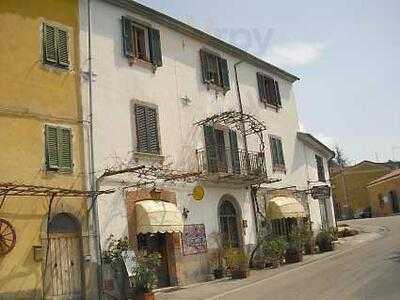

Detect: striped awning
[266,196,306,219]
[135,200,184,234]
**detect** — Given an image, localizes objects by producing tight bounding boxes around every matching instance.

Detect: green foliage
[103,235,132,265]
[209,232,225,270]
[225,248,249,271]
[132,251,161,294]
[262,237,285,262]
[316,227,335,251]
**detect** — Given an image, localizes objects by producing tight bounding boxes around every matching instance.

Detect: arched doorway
[219,198,240,248]
[44,213,83,299]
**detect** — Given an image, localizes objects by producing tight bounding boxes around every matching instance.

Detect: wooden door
[45,233,82,300]
[390,191,399,213]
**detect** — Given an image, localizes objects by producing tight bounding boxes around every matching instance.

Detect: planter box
[285,249,303,264]
[231,269,249,279]
[213,269,224,279]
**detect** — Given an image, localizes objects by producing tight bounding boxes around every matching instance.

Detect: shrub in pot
[300,222,315,255]
[316,228,335,252]
[209,232,226,279]
[253,252,266,269]
[285,231,303,264]
[132,251,161,300]
[262,237,285,268]
[225,248,249,279]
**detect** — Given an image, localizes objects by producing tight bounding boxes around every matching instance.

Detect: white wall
[79,0,307,248]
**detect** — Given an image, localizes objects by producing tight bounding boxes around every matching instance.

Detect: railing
[196,147,267,176]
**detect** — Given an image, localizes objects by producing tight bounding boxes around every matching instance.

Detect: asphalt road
[158,216,400,300]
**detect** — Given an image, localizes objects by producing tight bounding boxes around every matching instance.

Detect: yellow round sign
[192,185,205,201]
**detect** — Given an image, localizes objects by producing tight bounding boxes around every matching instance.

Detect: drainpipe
[234,61,259,234]
[86,0,103,298]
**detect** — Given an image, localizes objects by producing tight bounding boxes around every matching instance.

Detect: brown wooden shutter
[43,24,57,64]
[145,107,160,154]
[122,16,134,58]
[219,58,230,91]
[45,125,59,170]
[149,28,162,67]
[135,104,148,152]
[229,130,241,174]
[203,125,217,173]
[257,73,268,106]
[57,29,70,68]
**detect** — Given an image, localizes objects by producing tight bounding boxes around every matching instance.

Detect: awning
[135,200,184,234]
[266,196,306,219]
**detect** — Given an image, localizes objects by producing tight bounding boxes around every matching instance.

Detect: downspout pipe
[234,61,259,234]
[86,0,103,298]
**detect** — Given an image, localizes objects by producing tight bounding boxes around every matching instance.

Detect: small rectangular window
[134,104,160,154]
[257,73,281,108]
[269,136,285,171]
[45,125,72,172]
[42,23,70,69]
[315,155,326,182]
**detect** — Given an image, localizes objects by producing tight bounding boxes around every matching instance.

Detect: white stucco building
[79,0,336,288]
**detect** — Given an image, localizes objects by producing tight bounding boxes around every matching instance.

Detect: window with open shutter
[315,155,326,182]
[200,50,230,92]
[257,73,281,109]
[45,125,73,172]
[135,104,160,154]
[229,130,241,174]
[149,28,162,66]
[270,136,285,171]
[203,125,218,173]
[42,23,70,69]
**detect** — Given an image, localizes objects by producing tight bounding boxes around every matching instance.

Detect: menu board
[182,224,207,256]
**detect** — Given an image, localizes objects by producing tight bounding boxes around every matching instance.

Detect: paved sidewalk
[156,229,382,300]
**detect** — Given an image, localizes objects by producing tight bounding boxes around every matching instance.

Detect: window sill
[132,151,165,164]
[129,57,156,72]
[272,166,286,173]
[205,82,228,95]
[263,103,282,112]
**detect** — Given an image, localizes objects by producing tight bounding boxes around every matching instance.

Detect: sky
[137,0,400,164]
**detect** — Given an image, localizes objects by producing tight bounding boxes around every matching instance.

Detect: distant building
[330,161,400,219]
[367,169,400,217]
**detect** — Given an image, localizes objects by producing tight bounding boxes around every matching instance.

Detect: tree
[330,145,348,168]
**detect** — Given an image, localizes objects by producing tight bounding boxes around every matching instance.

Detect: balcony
[196,147,267,182]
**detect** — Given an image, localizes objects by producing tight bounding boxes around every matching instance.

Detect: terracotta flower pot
[136,292,155,300]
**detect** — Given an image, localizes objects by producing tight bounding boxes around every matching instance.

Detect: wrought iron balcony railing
[196,146,267,177]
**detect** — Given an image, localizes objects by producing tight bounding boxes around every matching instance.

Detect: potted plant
[285,229,303,263]
[252,251,266,269]
[262,237,285,268]
[316,227,335,252]
[300,222,315,255]
[209,232,226,279]
[132,251,161,300]
[225,248,249,279]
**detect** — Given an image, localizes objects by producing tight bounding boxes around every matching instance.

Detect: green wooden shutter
[45,125,59,170]
[257,73,267,105]
[203,125,217,173]
[57,29,70,68]
[219,58,230,91]
[274,80,282,107]
[59,128,72,171]
[229,130,241,174]
[277,139,285,167]
[270,137,278,167]
[43,24,57,64]
[145,107,160,154]
[200,49,210,83]
[149,28,162,67]
[122,16,134,58]
[135,104,148,152]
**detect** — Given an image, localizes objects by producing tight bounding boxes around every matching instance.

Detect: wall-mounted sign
[182,224,207,256]
[192,185,205,201]
[311,185,331,199]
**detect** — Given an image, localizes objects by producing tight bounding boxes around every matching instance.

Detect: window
[269,136,285,171]
[122,16,163,67]
[257,73,281,108]
[219,200,240,248]
[200,50,230,92]
[134,104,160,154]
[319,198,328,226]
[315,155,326,182]
[45,125,72,172]
[42,23,70,69]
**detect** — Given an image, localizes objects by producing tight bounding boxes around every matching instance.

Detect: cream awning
[266,196,306,220]
[135,200,184,234]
